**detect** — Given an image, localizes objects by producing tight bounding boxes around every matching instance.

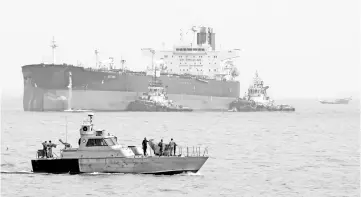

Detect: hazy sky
[0,0,359,99]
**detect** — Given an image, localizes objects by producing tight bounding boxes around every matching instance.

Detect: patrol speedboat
[31,113,209,175]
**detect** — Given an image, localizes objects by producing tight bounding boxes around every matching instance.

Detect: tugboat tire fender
[250,101,257,108]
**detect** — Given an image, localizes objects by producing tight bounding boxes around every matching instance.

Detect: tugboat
[228,71,295,112]
[126,69,193,112]
[319,96,352,104]
[31,113,208,175]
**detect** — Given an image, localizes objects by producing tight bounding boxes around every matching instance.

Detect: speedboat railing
[175,146,209,157]
[36,146,209,159]
[36,149,59,159]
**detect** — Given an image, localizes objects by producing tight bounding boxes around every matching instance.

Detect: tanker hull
[22,64,240,112]
[126,100,193,112]
[24,87,235,112]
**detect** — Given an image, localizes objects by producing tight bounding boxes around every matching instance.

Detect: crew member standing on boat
[158,139,164,156]
[169,138,177,156]
[47,140,57,158]
[42,141,48,158]
[47,141,53,158]
[142,137,149,156]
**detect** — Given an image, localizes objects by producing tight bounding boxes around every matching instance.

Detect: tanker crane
[99,57,115,70]
[50,37,58,64]
[95,49,100,68]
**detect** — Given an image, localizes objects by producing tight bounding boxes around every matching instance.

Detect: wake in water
[179,171,203,176]
[158,188,188,194]
[75,171,203,177]
[0,171,204,177]
[1,170,34,175]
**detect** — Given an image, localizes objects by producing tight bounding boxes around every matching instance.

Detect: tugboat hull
[228,99,295,112]
[31,156,207,175]
[126,100,193,112]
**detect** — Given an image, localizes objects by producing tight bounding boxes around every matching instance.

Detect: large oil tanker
[22,26,241,111]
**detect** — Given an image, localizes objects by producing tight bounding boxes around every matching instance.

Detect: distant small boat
[319,97,352,104]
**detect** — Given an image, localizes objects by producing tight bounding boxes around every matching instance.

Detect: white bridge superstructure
[143,26,241,81]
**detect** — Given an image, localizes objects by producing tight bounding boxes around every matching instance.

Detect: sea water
[1,97,359,197]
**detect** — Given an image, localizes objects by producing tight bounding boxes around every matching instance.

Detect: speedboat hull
[31,156,208,175]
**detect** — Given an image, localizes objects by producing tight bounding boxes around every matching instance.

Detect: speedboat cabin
[59,113,136,158]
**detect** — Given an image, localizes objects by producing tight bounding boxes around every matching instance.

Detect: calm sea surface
[1,97,360,197]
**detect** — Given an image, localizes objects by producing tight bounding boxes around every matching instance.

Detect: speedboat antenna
[65,116,68,143]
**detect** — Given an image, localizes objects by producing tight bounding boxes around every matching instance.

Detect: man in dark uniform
[142,137,149,156]
[42,141,48,158]
[158,139,164,156]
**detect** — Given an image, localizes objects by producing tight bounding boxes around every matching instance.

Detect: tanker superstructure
[22,26,241,111]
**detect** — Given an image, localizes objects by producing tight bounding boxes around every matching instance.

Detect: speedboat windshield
[104,137,118,146]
